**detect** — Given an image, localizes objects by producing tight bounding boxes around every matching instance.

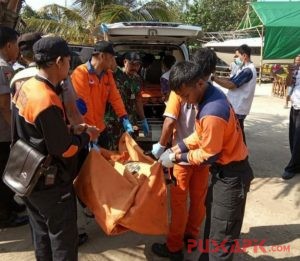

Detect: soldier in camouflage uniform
[105,52,149,150]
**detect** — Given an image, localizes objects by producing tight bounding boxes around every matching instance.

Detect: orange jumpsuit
[71,62,127,133]
[163,91,209,252]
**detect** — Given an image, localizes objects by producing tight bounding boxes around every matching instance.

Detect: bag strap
[42,155,53,169]
[11,87,52,165]
[11,99,18,146]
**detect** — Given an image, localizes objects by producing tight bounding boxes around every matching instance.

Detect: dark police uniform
[0,56,19,226]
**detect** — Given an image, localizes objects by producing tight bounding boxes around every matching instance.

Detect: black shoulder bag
[2,140,52,196]
[2,102,52,197]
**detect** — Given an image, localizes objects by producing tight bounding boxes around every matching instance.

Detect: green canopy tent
[238,1,300,60]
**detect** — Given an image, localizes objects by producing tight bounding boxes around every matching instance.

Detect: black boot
[152,243,183,261]
[78,232,88,246]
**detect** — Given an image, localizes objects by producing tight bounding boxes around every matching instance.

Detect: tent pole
[259,26,264,86]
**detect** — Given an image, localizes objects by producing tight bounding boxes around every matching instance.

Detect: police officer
[12,36,99,260]
[0,26,28,228]
[10,32,42,96]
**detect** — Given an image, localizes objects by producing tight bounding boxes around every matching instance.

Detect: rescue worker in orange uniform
[71,41,134,149]
[10,32,89,246]
[157,51,253,261]
[12,36,99,260]
[151,49,218,260]
[151,90,209,259]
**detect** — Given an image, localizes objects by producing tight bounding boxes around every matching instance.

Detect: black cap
[93,41,115,55]
[124,52,141,63]
[33,36,71,62]
[18,32,42,51]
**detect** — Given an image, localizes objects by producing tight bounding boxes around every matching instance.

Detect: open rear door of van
[99,22,202,46]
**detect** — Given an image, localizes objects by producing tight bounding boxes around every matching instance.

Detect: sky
[25,0,74,10]
[25,0,299,11]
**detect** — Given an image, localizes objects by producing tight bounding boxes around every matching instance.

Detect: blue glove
[141,118,150,136]
[89,141,100,152]
[122,117,134,134]
[100,23,109,33]
[151,142,166,159]
[159,149,175,168]
[76,98,87,115]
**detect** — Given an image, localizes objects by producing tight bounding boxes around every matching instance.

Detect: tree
[20,0,179,44]
[0,0,24,28]
[184,0,249,32]
[21,4,90,43]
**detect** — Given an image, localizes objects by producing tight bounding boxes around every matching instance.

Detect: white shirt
[291,68,300,109]
[163,91,197,165]
[227,62,257,115]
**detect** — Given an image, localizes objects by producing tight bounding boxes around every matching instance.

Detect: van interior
[69,43,184,145]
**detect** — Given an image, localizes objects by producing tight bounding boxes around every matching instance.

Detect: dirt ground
[0,83,299,261]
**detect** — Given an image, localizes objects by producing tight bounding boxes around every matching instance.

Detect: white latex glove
[151,142,166,159]
[159,149,175,168]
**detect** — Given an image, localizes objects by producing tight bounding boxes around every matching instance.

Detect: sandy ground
[0,83,299,261]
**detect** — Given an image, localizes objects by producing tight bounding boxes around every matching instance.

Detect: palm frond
[38,4,84,24]
[97,4,137,23]
[139,1,177,22]
[23,17,90,43]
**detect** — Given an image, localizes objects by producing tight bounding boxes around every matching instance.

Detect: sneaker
[282,171,296,180]
[184,235,198,252]
[151,243,183,261]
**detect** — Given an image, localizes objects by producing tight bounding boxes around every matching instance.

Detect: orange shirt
[177,84,248,165]
[71,62,127,132]
[13,77,90,159]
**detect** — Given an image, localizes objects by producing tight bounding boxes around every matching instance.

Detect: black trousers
[236,115,246,144]
[199,159,253,261]
[285,107,300,173]
[23,184,78,261]
[0,142,16,222]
